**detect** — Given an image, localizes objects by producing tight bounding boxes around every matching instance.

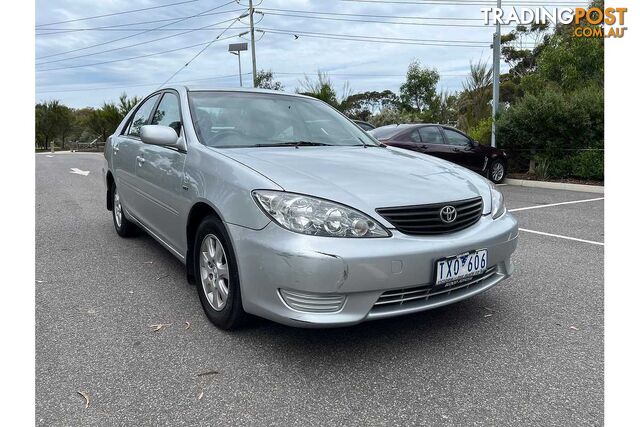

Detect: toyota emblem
[440,205,457,223]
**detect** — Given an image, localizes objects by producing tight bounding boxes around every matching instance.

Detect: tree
[118,93,141,117]
[458,60,493,132]
[35,100,63,150]
[297,72,353,112]
[255,70,284,90]
[431,91,459,126]
[399,60,440,113]
[87,103,121,142]
[57,105,74,150]
[342,90,399,120]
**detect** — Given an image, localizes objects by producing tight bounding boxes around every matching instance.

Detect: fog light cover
[279,289,345,313]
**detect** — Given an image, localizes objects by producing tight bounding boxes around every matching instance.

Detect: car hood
[219,145,492,222]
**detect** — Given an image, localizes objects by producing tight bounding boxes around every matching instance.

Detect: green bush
[496,83,603,179]
[467,117,492,145]
[533,150,603,181]
[571,150,604,180]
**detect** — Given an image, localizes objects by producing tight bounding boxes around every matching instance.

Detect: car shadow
[227,295,503,367]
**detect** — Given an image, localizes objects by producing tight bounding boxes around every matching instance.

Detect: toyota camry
[103,87,518,329]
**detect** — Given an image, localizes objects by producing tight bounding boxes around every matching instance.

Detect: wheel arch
[185,200,229,284]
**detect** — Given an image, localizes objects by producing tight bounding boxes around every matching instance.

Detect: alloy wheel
[199,234,230,311]
[491,162,505,182]
[114,188,123,228]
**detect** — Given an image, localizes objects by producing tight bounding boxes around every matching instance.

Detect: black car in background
[353,120,376,132]
[370,124,508,183]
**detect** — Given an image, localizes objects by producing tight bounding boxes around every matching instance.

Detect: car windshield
[188,91,380,148]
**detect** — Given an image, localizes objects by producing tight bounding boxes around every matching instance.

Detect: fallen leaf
[569,326,579,331]
[484,313,493,318]
[185,321,191,330]
[149,323,172,332]
[128,291,134,294]
[77,391,90,408]
[197,370,219,377]
[197,391,204,400]
[35,280,45,284]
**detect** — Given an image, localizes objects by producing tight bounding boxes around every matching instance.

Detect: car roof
[162,85,316,100]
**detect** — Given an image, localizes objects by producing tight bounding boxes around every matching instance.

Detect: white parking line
[519,228,604,246]
[509,197,604,212]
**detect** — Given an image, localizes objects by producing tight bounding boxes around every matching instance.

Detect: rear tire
[193,215,247,330]
[488,159,506,184]
[111,183,138,237]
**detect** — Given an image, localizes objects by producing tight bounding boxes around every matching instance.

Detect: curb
[504,178,604,194]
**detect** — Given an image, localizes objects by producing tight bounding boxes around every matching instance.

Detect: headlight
[252,190,390,238]
[490,186,506,219]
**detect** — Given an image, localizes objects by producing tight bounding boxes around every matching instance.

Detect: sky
[35,0,552,108]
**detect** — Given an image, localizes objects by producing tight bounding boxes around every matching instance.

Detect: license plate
[435,249,488,286]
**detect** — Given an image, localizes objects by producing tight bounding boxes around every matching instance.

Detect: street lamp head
[228,42,248,52]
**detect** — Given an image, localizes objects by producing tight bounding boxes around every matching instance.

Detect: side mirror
[140,125,185,150]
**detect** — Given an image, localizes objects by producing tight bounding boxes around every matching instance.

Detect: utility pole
[491,0,501,148]
[248,0,257,87]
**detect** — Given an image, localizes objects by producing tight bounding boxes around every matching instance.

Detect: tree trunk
[528,148,536,174]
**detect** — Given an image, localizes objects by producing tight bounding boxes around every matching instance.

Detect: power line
[259,27,490,46]
[35,9,245,36]
[36,17,243,66]
[262,11,518,29]
[37,73,252,94]
[36,1,238,61]
[259,7,485,21]
[340,0,586,5]
[157,13,247,88]
[36,32,245,72]
[36,0,202,28]
[261,29,490,48]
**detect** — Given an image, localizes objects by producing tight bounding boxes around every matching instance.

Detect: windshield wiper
[280,140,333,148]
[357,136,382,148]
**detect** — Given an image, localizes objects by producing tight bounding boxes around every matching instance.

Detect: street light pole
[228,42,248,88]
[249,0,257,87]
[237,52,243,87]
[491,0,501,148]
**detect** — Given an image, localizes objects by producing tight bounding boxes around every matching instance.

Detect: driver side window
[125,94,160,137]
[442,128,472,147]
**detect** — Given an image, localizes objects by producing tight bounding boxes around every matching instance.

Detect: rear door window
[418,126,445,145]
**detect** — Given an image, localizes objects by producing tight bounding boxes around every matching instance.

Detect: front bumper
[227,212,518,327]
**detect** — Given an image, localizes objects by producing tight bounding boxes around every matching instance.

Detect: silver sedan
[103,87,518,329]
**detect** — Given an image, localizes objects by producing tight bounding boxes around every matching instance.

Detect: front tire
[111,183,138,237]
[194,215,246,330]
[488,159,506,184]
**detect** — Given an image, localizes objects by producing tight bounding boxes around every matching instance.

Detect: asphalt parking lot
[35,152,604,426]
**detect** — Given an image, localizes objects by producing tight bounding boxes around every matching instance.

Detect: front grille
[376,197,483,235]
[372,266,497,310]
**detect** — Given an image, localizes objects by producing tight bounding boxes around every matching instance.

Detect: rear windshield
[188,91,380,148]
[370,125,406,140]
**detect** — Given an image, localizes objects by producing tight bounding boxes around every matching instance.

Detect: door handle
[136,155,145,165]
